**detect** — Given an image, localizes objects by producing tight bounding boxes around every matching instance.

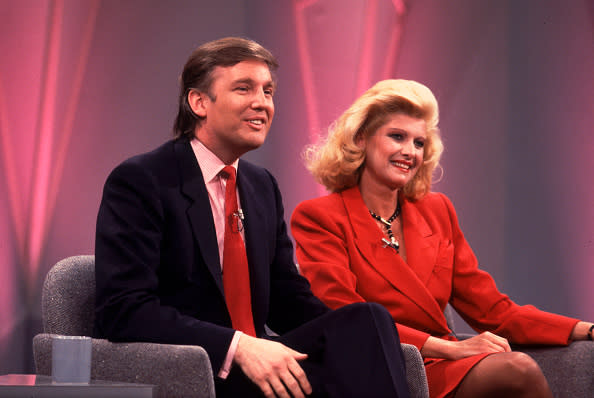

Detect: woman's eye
[414,140,425,148]
[390,134,403,141]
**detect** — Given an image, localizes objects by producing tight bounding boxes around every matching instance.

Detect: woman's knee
[503,352,546,386]
[495,352,549,392]
[457,352,551,397]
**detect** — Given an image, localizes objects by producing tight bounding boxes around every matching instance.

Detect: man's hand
[233,334,312,398]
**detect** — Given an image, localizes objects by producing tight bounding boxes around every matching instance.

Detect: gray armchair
[33,255,215,398]
[445,305,594,398]
[33,255,430,398]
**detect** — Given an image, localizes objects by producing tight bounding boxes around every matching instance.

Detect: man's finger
[288,360,312,395]
[258,381,276,398]
[287,347,309,361]
[269,377,292,398]
[280,370,306,398]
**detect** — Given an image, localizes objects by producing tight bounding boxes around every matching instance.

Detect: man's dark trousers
[217,302,411,398]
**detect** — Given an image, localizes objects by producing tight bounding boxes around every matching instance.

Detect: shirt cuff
[218,331,243,379]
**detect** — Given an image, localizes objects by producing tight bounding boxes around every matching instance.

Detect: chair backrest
[444,304,456,331]
[41,255,96,336]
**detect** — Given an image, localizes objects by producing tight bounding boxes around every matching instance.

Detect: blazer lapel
[175,140,224,296]
[400,197,440,286]
[342,187,445,327]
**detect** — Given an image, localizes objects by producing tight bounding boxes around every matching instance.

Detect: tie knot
[222,166,236,181]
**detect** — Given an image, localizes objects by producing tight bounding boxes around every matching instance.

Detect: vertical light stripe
[382,2,407,79]
[4,0,102,288]
[0,76,24,254]
[294,0,322,142]
[356,0,378,96]
[48,0,101,231]
[28,0,64,282]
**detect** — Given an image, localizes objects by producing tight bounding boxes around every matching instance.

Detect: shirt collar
[190,138,239,183]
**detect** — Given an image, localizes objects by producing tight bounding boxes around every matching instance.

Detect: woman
[290,79,593,398]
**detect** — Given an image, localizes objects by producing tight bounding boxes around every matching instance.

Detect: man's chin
[234,141,266,159]
[244,135,268,149]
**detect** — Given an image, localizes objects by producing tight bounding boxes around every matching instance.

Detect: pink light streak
[382,1,407,79]
[0,0,100,293]
[358,0,407,93]
[47,0,101,240]
[294,0,407,142]
[0,74,23,254]
[356,0,379,96]
[294,0,322,140]
[391,0,406,15]
[28,0,64,284]
[293,0,407,196]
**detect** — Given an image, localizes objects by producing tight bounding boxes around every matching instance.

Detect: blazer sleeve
[291,198,432,349]
[95,159,234,371]
[440,194,579,345]
[292,199,367,307]
[261,170,330,333]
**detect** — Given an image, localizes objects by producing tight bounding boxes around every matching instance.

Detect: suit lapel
[175,140,224,296]
[237,167,265,277]
[342,187,445,326]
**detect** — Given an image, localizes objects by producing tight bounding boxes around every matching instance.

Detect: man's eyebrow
[233,77,275,88]
[232,78,254,85]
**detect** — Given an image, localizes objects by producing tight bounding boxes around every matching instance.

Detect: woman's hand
[570,321,594,341]
[421,332,511,360]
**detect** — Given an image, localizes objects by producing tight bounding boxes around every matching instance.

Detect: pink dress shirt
[190,138,243,379]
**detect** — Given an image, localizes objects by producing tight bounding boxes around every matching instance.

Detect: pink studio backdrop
[0,0,593,373]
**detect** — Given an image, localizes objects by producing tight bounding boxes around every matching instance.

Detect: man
[95,37,410,398]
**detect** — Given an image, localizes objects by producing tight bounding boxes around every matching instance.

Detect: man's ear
[187,89,207,118]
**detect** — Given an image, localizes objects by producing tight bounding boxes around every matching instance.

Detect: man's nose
[251,89,272,108]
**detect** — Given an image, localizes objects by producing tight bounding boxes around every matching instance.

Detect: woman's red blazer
[291,186,578,397]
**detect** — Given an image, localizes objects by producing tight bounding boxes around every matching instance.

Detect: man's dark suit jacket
[95,138,329,372]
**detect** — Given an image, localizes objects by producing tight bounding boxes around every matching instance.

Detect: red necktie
[221,166,256,336]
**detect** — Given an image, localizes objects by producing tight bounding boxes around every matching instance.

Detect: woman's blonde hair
[305,79,443,200]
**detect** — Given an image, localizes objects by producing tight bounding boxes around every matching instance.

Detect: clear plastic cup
[51,335,92,384]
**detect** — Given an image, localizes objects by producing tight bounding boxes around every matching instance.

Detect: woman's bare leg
[454,352,553,398]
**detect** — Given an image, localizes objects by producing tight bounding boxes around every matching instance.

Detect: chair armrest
[33,333,215,398]
[453,332,476,340]
[515,341,594,398]
[446,331,593,397]
[401,343,430,398]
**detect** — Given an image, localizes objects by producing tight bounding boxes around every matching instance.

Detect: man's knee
[333,302,398,341]
[339,302,393,323]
